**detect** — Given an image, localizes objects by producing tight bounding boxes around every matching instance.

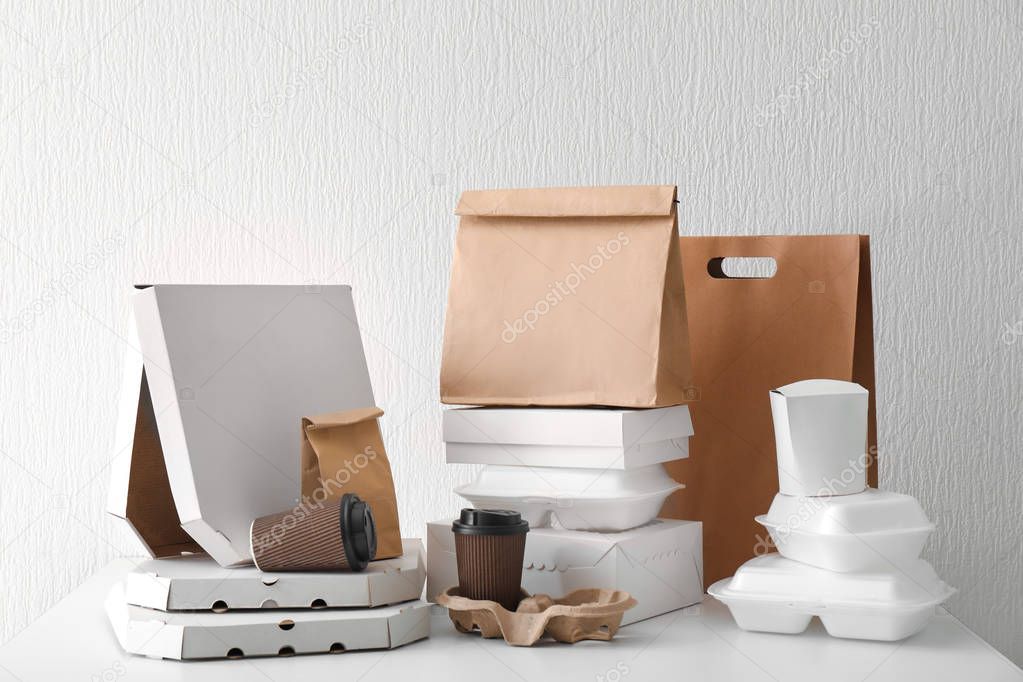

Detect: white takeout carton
[454,465,682,531]
[443,405,693,469]
[770,379,869,496]
[756,489,935,572]
[106,285,376,567]
[124,539,425,611]
[708,554,954,641]
[427,518,702,625]
[105,582,429,660]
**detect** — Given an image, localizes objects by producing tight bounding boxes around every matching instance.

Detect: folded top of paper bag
[455,185,676,217]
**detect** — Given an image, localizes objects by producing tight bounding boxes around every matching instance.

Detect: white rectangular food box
[124,538,425,611]
[106,582,429,660]
[106,285,376,567]
[427,518,702,625]
[443,405,693,469]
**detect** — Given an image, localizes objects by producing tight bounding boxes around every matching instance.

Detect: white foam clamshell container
[443,405,693,469]
[755,489,935,572]
[106,582,430,660]
[708,554,954,641]
[454,464,682,532]
[124,539,425,611]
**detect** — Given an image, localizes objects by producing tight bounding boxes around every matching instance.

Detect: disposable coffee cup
[250,493,377,572]
[452,508,529,611]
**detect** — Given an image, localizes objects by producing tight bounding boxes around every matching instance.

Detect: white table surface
[0,559,1020,682]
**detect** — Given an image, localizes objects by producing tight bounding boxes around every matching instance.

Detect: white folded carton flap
[125,539,425,611]
[106,582,430,660]
[107,306,204,557]
[426,519,703,625]
[109,285,376,567]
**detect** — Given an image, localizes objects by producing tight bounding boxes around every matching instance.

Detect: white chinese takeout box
[770,379,869,497]
[427,518,702,625]
[106,583,429,660]
[443,405,693,469]
[107,285,376,567]
[124,539,425,611]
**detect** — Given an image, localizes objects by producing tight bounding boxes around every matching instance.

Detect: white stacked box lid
[443,405,693,469]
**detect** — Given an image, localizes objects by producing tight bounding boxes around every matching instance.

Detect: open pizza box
[106,285,377,567]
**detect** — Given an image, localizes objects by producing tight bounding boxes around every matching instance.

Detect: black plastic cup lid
[452,508,529,536]
[339,493,376,572]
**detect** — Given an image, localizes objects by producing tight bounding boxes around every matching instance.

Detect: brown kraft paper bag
[300,406,402,560]
[663,235,878,586]
[440,185,693,407]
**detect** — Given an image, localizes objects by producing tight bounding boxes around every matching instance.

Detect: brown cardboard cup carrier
[437,587,637,646]
[440,185,693,407]
[664,235,878,587]
[300,407,402,560]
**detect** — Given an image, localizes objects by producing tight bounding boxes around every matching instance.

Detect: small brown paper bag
[300,406,402,560]
[440,185,693,407]
[663,235,878,586]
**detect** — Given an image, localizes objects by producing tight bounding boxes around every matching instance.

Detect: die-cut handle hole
[278,646,295,656]
[226,648,244,659]
[708,257,777,279]
[329,642,346,654]
[211,600,228,613]
[278,619,295,630]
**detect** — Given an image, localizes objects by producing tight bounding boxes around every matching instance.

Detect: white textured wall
[1,0,1021,666]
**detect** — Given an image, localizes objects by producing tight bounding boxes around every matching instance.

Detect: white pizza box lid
[107,285,376,567]
[124,538,424,611]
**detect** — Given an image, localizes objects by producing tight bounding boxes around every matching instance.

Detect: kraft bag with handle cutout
[300,406,402,560]
[440,185,693,407]
[663,235,878,587]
